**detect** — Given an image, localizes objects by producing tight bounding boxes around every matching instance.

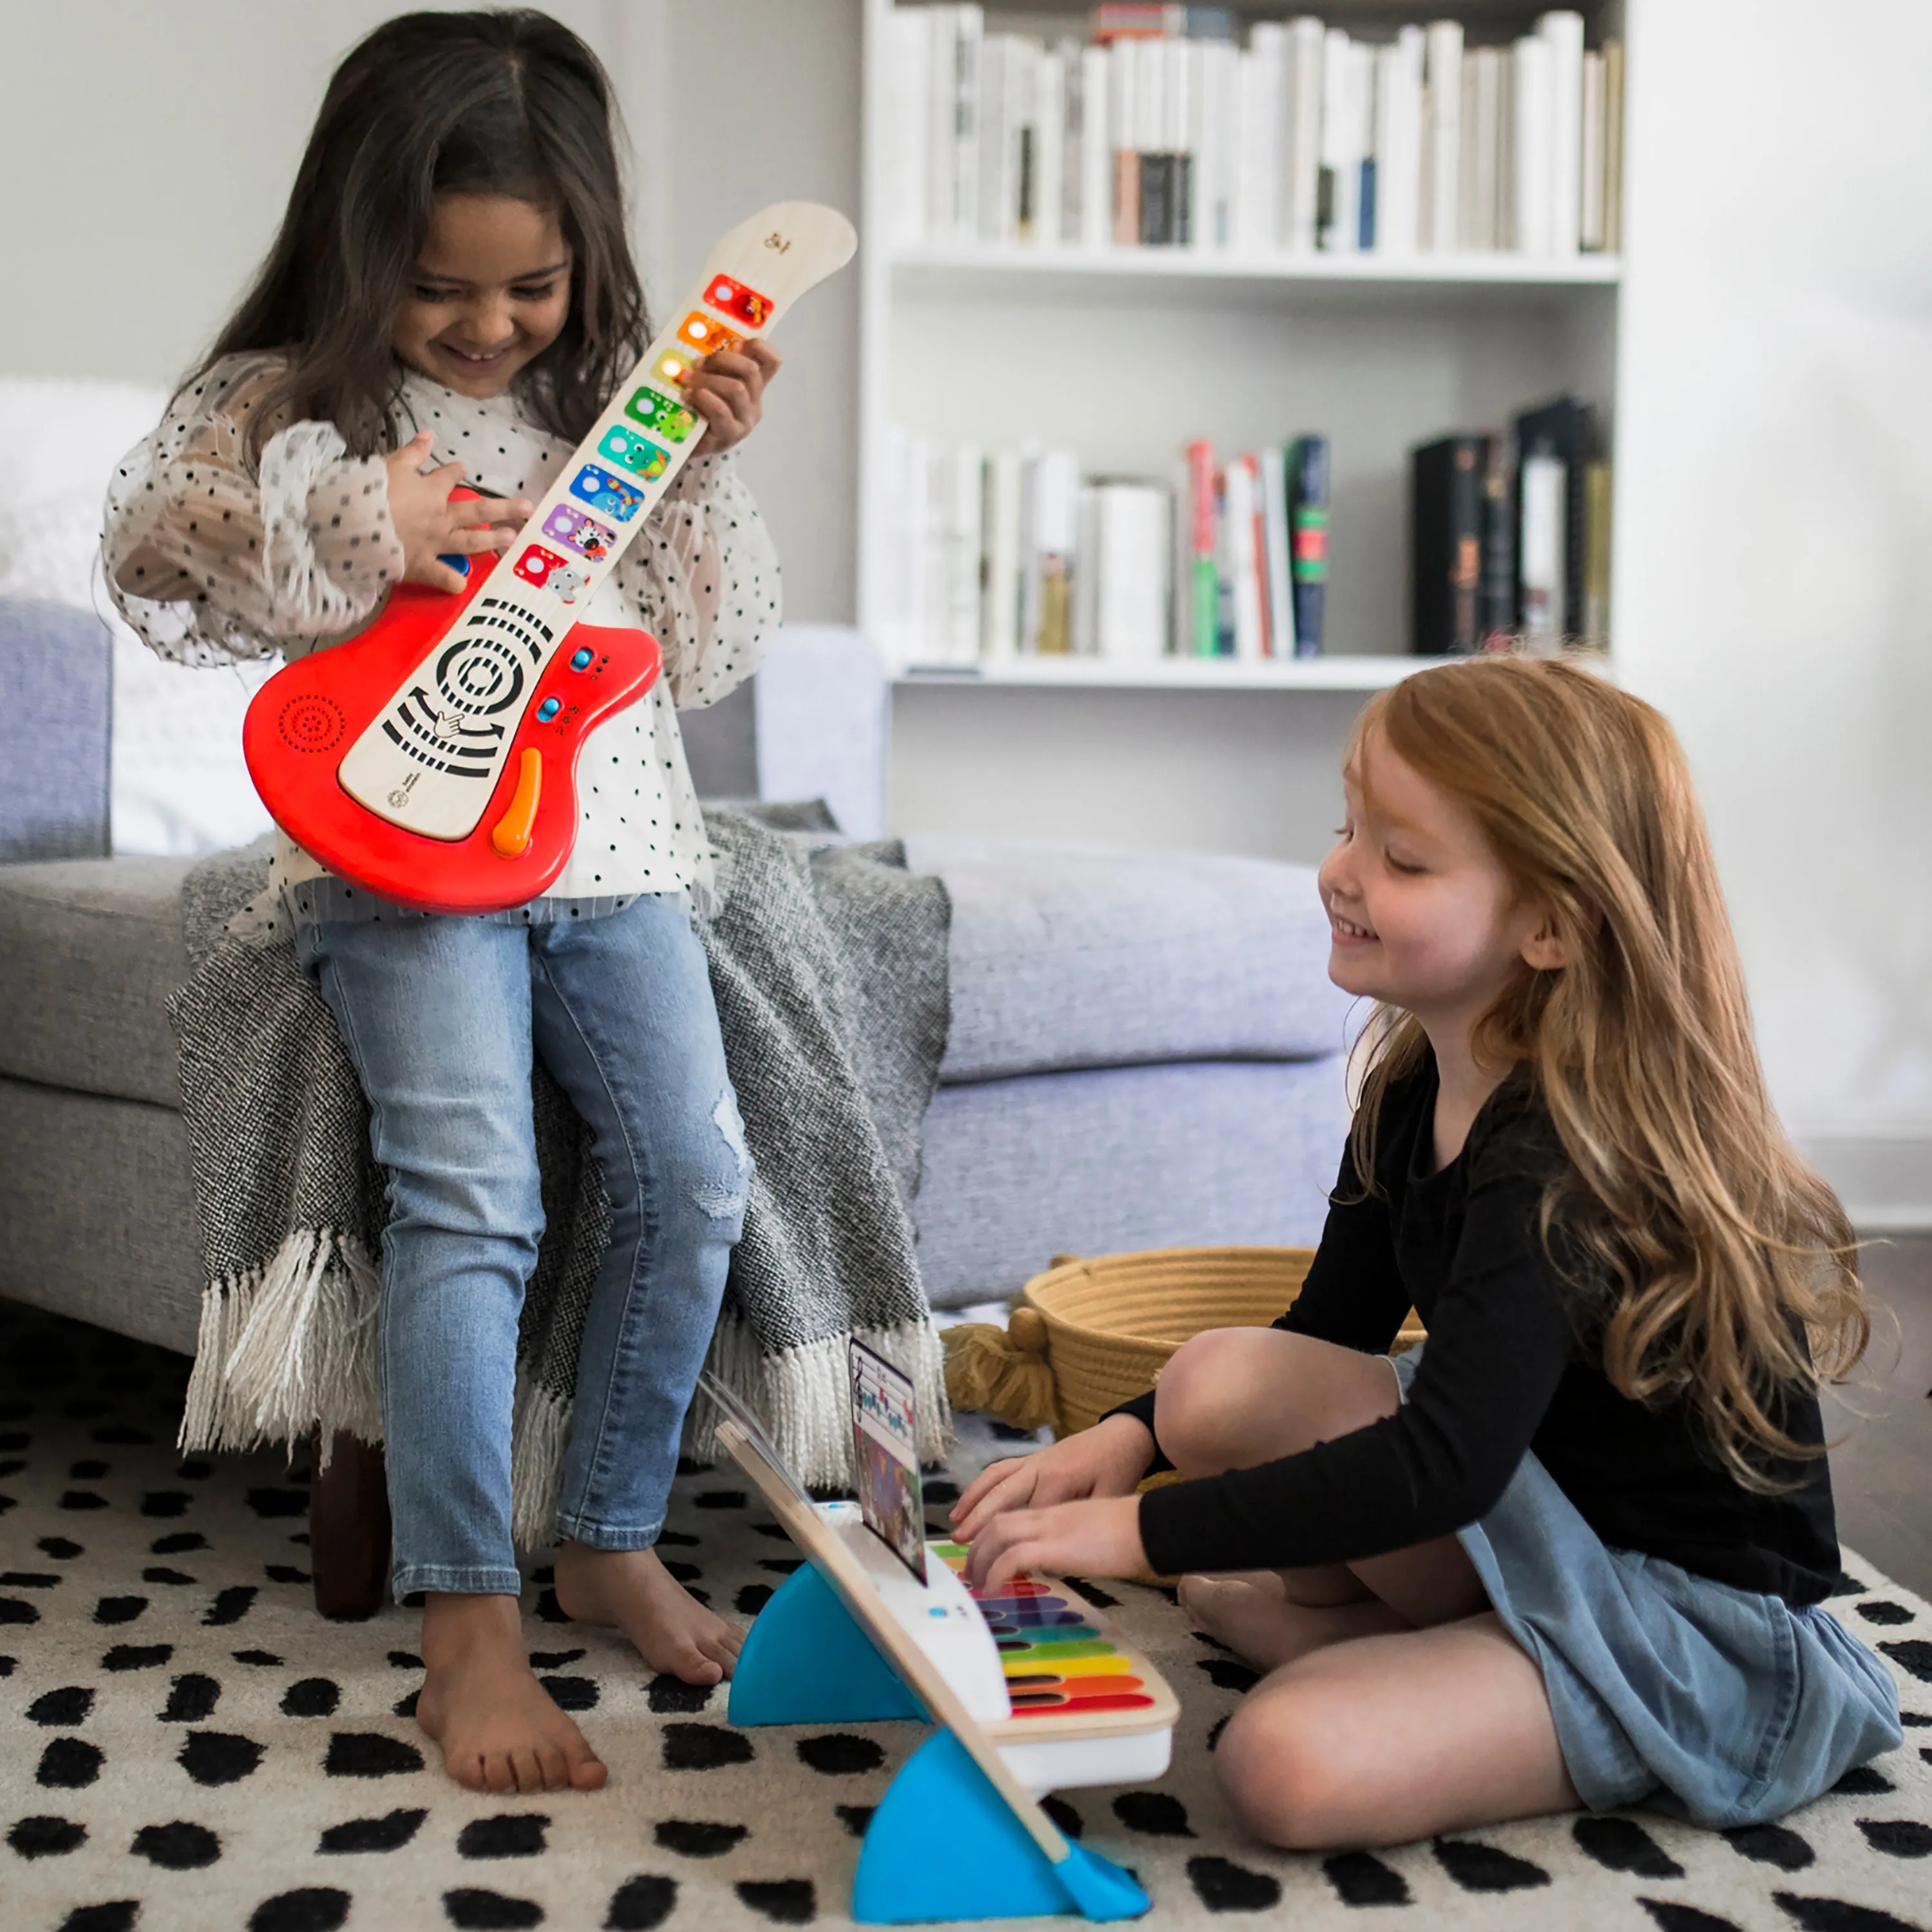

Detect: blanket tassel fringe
[183,1240,951,1546]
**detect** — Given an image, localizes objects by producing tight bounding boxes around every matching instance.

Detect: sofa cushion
[914,1057,1348,1307]
[910,838,1350,1084]
[0,600,113,862]
[0,855,193,1107]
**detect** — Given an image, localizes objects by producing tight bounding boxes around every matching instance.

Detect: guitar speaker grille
[279,694,348,754]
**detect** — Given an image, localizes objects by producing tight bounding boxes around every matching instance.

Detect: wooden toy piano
[716,1403,1175,1925]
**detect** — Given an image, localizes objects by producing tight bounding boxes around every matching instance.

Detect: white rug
[3,1301,1929,1932]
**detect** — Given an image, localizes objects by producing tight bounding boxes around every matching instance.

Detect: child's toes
[484,1751,518,1793]
[569,1747,609,1792]
[536,1743,569,1790]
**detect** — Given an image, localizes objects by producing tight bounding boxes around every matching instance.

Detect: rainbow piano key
[929,1542,1159,1720]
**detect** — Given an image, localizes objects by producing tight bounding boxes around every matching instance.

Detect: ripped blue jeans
[294,895,746,1599]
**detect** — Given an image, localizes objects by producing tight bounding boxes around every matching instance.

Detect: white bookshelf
[858,0,1628,853]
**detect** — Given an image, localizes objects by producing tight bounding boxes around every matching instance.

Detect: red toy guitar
[243,201,858,916]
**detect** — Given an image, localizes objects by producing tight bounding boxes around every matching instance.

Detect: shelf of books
[859,0,1627,683]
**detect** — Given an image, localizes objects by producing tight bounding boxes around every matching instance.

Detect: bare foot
[1179,1573,1410,1672]
[417,1592,608,1794]
[553,1542,743,1686]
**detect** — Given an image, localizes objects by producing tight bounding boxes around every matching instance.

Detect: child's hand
[951,1413,1154,1546]
[684,339,781,457]
[963,1494,1149,1595]
[384,430,532,594]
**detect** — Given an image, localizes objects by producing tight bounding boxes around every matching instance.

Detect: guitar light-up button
[491,748,544,857]
[536,696,562,722]
[570,646,594,670]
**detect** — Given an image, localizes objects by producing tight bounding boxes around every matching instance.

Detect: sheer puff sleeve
[103,354,406,667]
[611,446,782,710]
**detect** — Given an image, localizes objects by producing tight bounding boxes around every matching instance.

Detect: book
[1467,47,1504,251]
[1580,49,1605,251]
[1078,44,1111,247]
[1224,454,1264,661]
[1602,40,1625,253]
[1374,27,1424,256]
[1260,444,1295,658]
[1281,17,1325,254]
[1184,439,1217,656]
[981,448,1023,661]
[1083,480,1171,663]
[1317,27,1355,252]
[1411,434,1487,655]
[1511,393,1596,637]
[1236,30,1282,252]
[884,7,931,247]
[1479,433,1516,649]
[1022,448,1081,653]
[1034,46,1066,245]
[1288,435,1329,657]
[1511,30,1555,256]
[1110,39,1139,244]
[1540,11,1585,256]
[1517,448,1565,648]
[1422,21,1463,252]
[1582,457,1611,646]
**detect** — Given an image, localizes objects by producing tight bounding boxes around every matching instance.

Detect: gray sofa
[0,593,1350,1363]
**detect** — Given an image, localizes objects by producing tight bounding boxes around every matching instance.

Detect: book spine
[1289,435,1329,656]
[1352,39,1376,251]
[977,35,1007,245]
[953,7,983,242]
[1166,37,1193,246]
[948,446,985,663]
[1513,31,1555,256]
[1035,48,1066,245]
[1260,444,1294,658]
[1517,448,1565,647]
[1110,39,1139,244]
[886,8,931,245]
[1579,48,1605,251]
[1470,48,1501,251]
[1540,10,1584,256]
[1422,21,1463,252]
[1410,435,1486,655]
[1283,17,1325,254]
[1479,435,1515,649]
[1080,46,1112,247]
[1583,457,1611,647]
[1030,448,1081,654]
[981,448,1023,661]
[1184,439,1217,656]
[1318,28,1352,252]
[1602,40,1625,254]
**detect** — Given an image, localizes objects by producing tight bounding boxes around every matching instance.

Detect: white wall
[0,0,862,621]
[1615,0,1932,1220]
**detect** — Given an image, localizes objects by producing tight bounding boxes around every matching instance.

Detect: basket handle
[942,1307,1059,1434]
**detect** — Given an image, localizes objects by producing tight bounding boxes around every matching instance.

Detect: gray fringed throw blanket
[169,806,952,1544]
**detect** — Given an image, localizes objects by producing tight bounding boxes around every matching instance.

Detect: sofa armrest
[0,597,111,860]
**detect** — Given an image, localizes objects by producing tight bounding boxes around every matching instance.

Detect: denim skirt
[1390,1346,1902,1827]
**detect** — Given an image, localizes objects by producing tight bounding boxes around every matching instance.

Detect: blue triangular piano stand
[729,1562,1149,1924]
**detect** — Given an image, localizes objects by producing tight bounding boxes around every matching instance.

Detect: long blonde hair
[1347,658,1866,1488]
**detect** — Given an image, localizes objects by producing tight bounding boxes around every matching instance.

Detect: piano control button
[490,748,543,857]
[571,645,594,670]
[536,697,562,722]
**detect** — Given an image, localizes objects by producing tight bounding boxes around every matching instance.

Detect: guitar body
[243,571,660,916]
[240,199,858,917]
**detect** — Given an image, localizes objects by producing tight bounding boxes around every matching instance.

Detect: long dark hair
[194,9,648,462]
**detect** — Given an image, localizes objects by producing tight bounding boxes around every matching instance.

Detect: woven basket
[943,1245,1427,1438]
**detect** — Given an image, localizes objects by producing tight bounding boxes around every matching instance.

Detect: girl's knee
[1153,1327,1305,1475]
[1215,1689,1360,1851]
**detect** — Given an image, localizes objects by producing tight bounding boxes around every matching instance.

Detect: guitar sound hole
[436,636,526,716]
[279,694,347,753]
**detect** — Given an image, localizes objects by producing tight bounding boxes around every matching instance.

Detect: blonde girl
[955,658,1901,1846]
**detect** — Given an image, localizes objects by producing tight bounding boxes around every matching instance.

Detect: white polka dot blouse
[102,352,782,909]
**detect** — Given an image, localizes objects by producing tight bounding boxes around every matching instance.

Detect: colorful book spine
[1185,439,1217,656]
[1288,436,1329,657]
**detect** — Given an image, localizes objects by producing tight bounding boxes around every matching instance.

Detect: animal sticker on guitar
[541,502,619,564]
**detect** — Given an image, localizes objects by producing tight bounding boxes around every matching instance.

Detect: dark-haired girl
[104,11,782,1794]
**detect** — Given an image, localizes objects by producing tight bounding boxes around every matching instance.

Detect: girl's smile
[393,193,573,399]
